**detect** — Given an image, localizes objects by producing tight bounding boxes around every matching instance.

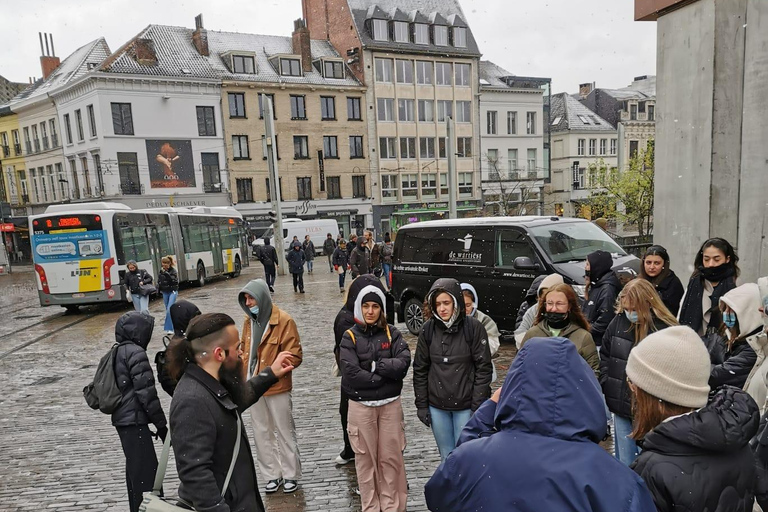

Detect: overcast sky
[1,0,656,94]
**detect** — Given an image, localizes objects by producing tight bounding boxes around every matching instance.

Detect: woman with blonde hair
[599,278,678,465]
[158,255,179,335]
[522,283,599,374]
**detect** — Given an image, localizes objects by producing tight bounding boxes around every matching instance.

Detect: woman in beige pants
[339,284,411,512]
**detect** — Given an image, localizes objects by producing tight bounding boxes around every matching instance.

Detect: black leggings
[116,425,159,512]
[339,389,354,459]
[292,272,304,291]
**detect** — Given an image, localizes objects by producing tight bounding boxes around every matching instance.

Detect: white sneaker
[335,454,353,465]
[265,478,283,493]
[283,480,299,493]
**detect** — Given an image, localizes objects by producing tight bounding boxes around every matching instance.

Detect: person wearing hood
[522,283,599,375]
[349,237,372,279]
[706,283,760,390]
[111,311,167,512]
[238,279,303,494]
[259,237,279,293]
[679,237,739,335]
[738,281,768,414]
[460,283,501,382]
[413,278,492,462]
[599,278,679,465]
[303,235,315,273]
[639,245,684,316]
[425,337,656,512]
[286,241,306,293]
[124,260,153,314]
[582,250,621,347]
[323,233,336,273]
[514,274,547,330]
[333,239,350,293]
[514,273,564,347]
[155,300,202,396]
[627,325,759,511]
[340,285,411,512]
[332,275,386,465]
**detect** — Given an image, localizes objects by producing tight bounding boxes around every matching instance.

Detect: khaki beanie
[538,273,565,294]
[626,325,711,408]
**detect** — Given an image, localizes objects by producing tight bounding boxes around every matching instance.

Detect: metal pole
[264,95,286,276]
[446,116,458,219]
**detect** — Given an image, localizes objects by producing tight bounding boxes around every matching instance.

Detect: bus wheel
[197,263,206,287]
[230,257,241,278]
[63,305,80,314]
[404,298,424,335]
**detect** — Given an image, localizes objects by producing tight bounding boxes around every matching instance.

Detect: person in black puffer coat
[626,325,759,512]
[514,275,546,330]
[111,311,167,512]
[124,260,153,314]
[639,245,684,317]
[583,250,621,347]
[600,279,679,466]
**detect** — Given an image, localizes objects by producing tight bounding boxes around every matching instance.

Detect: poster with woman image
[146,139,196,188]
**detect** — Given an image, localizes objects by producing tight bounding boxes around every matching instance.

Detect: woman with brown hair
[626,325,759,512]
[522,283,599,375]
[599,279,678,465]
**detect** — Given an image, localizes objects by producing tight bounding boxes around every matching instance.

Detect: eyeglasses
[545,301,568,308]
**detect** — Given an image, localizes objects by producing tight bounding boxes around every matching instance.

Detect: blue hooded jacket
[425,337,656,512]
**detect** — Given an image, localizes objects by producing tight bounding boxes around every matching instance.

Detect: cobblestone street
[0,264,524,512]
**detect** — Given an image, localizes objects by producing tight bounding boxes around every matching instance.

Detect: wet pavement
[0,264,610,511]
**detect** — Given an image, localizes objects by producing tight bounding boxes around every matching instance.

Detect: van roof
[396,216,590,231]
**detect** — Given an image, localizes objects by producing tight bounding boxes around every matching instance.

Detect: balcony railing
[14,144,22,156]
[42,137,49,150]
[51,134,59,147]
[25,142,31,154]
[1,145,9,158]
[33,140,40,153]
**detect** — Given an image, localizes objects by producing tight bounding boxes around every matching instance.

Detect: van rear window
[397,228,494,266]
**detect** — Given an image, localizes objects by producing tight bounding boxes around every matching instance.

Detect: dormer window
[394,21,409,43]
[233,55,256,74]
[433,25,448,46]
[452,27,467,48]
[280,58,301,77]
[324,60,344,79]
[414,23,429,44]
[372,19,388,41]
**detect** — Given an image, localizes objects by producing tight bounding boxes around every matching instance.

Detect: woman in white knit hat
[626,325,759,512]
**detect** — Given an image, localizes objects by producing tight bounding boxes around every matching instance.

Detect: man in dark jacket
[285,241,305,293]
[582,250,621,346]
[323,233,336,273]
[111,312,167,512]
[413,278,492,461]
[349,241,371,279]
[259,238,279,293]
[170,313,295,512]
[426,337,656,512]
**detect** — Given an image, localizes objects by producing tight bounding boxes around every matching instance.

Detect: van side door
[492,228,544,330]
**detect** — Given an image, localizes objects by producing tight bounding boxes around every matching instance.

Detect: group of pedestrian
[124,256,178,335]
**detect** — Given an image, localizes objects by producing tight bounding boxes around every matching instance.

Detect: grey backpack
[83,343,124,414]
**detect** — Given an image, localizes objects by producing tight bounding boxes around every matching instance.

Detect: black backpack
[155,334,177,397]
[83,342,126,414]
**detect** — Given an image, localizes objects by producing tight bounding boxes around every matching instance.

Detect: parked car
[391,216,639,335]
[251,219,339,255]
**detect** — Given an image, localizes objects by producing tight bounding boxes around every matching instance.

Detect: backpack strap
[346,329,356,345]
[385,324,392,343]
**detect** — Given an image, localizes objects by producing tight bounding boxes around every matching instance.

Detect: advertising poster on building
[146,139,196,188]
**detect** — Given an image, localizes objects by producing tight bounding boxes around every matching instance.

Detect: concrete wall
[655,0,768,282]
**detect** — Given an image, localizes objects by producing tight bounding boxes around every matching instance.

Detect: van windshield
[529,222,626,263]
[259,228,274,239]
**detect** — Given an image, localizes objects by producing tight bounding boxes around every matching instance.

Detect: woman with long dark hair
[600,279,678,465]
[678,238,739,335]
[158,255,179,335]
[638,245,684,316]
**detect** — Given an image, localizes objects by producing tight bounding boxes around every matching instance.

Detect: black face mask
[584,269,591,278]
[699,264,733,282]
[544,311,570,329]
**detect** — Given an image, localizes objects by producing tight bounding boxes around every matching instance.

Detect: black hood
[643,387,759,456]
[344,274,386,312]
[587,250,613,281]
[427,278,465,328]
[115,311,155,349]
[592,270,621,291]
[525,275,547,300]
[170,300,202,337]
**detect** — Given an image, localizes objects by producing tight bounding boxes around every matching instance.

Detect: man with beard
[239,279,303,494]
[168,313,295,512]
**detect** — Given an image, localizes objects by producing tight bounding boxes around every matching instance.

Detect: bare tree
[483,152,551,216]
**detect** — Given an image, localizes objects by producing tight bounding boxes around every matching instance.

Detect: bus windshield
[31,214,107,262]
[529,222,626,263]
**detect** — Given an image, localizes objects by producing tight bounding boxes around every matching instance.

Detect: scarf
[679,266,736,334]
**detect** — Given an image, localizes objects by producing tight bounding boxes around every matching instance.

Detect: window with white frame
[600,139,607,155]
[434,25,448,46]
[394,21,409,42]
[457,137,472,157]
[589,139,596,156]
[507,111,517,134]
[437,100,453,122]
[436,62,452,86]
[395,59,413,83]
[508,149,518,172]
[416,61,433,84]
[456,101,471,123]
[453,27,467,47]
[379,137,397,159]
[577,139,585,156]
[381,174,399,200]
[400,137,416,159]
[375,58,393,82]
[372,19,388,41]
[419,137,435,159]
[421,173,437,198]
[527,148,537,172]
[458,171,473,196]
[487,111,497,135]
[414,24,429,44]
[418,100,434,122]
[610,138,617,155]
[526,112,536,135]
[487,149,499,177]
[401,173,418,197]
[455,63,471,86]
[398,99,415,122]
[377,98,395,121]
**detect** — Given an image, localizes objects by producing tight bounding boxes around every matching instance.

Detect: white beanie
[626,326,711,408]
[538,273,565,294]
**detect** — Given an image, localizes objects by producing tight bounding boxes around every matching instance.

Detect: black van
[391,216,639,335]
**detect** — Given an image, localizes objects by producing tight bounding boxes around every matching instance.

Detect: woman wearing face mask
[639,245,684,317]
[706,283,760,390]
[678,238,739,335]
[340,285,411,512]
[599,279,678,465]
[522,283,599,375]
[460,283,501,382]
[413,278,492,462]
[582,250,621,348]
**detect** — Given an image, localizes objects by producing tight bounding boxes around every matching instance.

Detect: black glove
[417,408,431,427]
[155,426,168,442]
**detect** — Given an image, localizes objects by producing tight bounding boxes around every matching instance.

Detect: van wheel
[404,298,424,335]
[196,263,206,287]
[230,257,241,278]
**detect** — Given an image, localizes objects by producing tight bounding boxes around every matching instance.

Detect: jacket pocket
[347,425,365,455]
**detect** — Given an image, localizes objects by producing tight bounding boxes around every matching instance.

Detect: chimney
[192,14,210,56]
[39,33,61,79]
[133,38,158,66]
[579,82,595,100]
[292,19,312,72]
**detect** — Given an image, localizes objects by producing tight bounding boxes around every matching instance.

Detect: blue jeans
[131,293,149,314]
[162,291,177,332]
[307,260,314,272]
[338,270,346,288]
[613,414,640,465]
[382,263,391,289]
[429,407,471,462]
